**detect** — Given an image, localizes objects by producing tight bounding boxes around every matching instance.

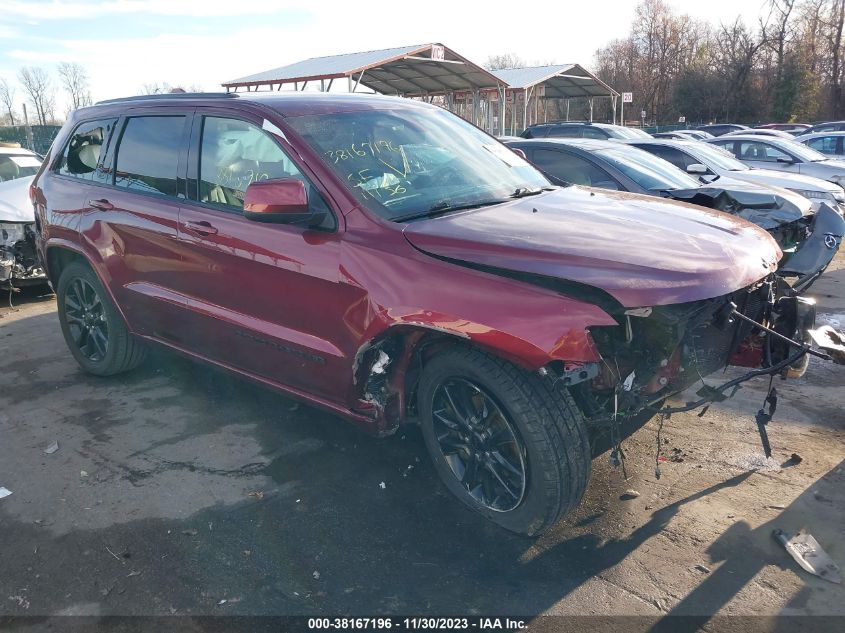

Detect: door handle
[88,199,114,211]
[183,220,219,236]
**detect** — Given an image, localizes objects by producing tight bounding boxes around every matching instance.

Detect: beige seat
[77,143,100,171]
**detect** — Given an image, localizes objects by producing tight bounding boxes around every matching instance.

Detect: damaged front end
[567,274,824,436]
[1,222,45,288]
[669,188,845,294]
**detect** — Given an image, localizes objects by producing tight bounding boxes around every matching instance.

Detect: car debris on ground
[773,528,842,584]
[0,487,11,500]
[43,441,58,455]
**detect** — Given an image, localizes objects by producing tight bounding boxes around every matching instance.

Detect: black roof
[96,92,238,105]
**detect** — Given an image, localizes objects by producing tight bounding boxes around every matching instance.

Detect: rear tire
[418,346,591,536]
[56,261,147,376]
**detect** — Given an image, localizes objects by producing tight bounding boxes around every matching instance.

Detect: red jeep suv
[32,93,809,534]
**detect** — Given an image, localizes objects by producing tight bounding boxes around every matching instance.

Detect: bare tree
[829,0,845,117]
[484,54,528,70]
[0,78,15,126]
[57,62,92,110]
[140,81,203,95]
[17,66,54,125]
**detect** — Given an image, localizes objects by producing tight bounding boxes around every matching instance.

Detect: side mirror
[243,178,324,226]
[686,163,708,175]
[776,156,796,164]
[510,147,528,160]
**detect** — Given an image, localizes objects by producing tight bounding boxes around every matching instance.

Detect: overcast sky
[0,0,770,116]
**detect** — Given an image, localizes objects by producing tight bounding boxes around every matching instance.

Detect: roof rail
[95,92,238,105]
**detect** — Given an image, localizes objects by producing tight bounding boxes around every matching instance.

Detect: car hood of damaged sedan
[402,186,782,309]
[0,177,35,223]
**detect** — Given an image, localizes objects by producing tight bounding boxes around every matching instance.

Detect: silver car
[708,134,845,189]
[722,128,795,139]
[625,138,845,212]
[794,131,845,158]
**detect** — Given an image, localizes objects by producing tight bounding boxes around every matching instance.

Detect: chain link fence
[0,125,62,156]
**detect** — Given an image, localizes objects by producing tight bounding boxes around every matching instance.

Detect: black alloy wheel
[63,277,109,361]
[431,377,528,512]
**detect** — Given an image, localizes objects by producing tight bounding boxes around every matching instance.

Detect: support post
[566,99,570,121]
[589,98,594,122]
[500,86,506,136]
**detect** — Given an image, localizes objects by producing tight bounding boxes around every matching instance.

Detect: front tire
[418,346,591,536]
[56,261,147,376]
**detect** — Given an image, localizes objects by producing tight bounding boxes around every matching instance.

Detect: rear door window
[711,140,737,157]
[114,116,186,197]
[638,145,695,170]
[738,141,791,162]
[807,136,838,154]
[533,149,619,188]
[581,127,608,139]
[56,118,117,183]
[548,126,583,138]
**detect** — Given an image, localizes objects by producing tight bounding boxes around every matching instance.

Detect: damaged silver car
[0,146,46,289]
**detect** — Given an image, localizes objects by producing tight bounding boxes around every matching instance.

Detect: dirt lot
[1,253,843,626]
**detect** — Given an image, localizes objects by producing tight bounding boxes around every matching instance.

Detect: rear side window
[738,141,790,162]
[548,126,582,138]
[639,145,695,170]
[114,116,185,197]
[533,149,617,188]
[581,127,608,139]
[711,141,737,157]
[56,118,117,182]
[807,136,838,154]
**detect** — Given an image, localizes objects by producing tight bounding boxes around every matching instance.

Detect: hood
[667,178,811,231]
[0,177,35,223]
[727,168,843,194]
[402,187,781,309]
[803,160,845,182]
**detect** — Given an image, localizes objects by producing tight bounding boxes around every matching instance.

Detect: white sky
[0,0,770,114]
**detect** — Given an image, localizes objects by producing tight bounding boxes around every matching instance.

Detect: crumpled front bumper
[1,221,46,286]
[779,203,845,294]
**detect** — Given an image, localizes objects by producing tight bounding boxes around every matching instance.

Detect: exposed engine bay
[572,274,812,423]
[1,222,45,287]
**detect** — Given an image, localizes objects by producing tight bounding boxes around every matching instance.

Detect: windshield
[0,154,41,181]
[687,143,749,171]
[620,127,652,139]
[285,107,550,221]
[595,146,701,190]
[778,139,829,162]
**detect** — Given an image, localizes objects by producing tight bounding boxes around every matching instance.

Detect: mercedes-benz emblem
[824,233,839,249]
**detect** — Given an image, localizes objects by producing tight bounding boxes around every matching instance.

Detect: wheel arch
[351,318,599,433]
[46,242,132,331]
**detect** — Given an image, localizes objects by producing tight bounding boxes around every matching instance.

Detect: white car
[626,138,845,213]
[0,145,46,287]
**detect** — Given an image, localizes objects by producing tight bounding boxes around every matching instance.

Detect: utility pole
[22,103,34,151]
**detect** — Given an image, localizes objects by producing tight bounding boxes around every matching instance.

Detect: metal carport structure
[491,65,620,135]
[221,43,506,132]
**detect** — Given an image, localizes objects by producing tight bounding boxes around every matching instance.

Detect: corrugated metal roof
[224,44,430,86]
[492,64,618,98]
[491,65,575,89]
